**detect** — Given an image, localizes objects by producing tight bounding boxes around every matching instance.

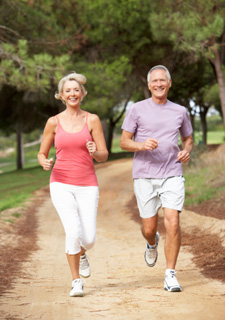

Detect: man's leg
[163,207,182,292]
[141,214,158,245]
[141,214,160,267]
[163,208,181,269]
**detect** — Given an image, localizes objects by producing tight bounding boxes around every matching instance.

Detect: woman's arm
[87,114,108,162]
[37,117,57,170]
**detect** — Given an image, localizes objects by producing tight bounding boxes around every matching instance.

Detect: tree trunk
[101,119,108,145]
[16,126,24,170]
[209,46,225,126]
[186,102,195,143]
[106,96,132,153]
[200,107,208,145]
[107,119,115,153]
[143,86,150,99]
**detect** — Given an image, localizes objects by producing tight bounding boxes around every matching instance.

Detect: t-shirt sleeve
[121,105,137,133]
[179,109,193,138]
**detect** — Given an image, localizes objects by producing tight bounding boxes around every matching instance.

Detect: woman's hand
[42,158,54,171]
[86,140,97,157]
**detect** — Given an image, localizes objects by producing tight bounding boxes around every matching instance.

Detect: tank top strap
[55,115,59,123]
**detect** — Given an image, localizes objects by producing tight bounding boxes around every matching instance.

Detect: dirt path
[0,159,224,320]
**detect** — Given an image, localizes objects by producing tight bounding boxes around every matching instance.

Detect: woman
[37,72,108,297]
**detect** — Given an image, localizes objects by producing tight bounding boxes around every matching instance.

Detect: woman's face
[60,80,83,107]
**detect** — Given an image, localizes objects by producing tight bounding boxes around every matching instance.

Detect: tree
[168,57,216,144]
[76,57,133,152]
[77,0,178,150]
[0,40,70,169]
[0,0,86,168]
[0,0,86,55]
[149,0,225,126]
[204,83,222,118]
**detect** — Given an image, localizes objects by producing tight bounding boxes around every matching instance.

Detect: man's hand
[142,138,159,151]
[177,150,190,163]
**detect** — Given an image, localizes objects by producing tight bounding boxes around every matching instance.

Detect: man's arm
[177,134,193,163]
[120,130,159,152]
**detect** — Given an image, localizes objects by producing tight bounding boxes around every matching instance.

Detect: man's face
[148,69,171,101]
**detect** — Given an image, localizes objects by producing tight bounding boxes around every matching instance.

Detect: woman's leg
[75,186,99,251]
[66,253,80,280]
[50,182,82,280]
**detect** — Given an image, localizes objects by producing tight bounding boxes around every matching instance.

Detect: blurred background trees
[0,0,224,169]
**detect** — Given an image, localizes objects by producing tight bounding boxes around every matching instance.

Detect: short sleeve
[121,105,137,133]
[179,109,193,138]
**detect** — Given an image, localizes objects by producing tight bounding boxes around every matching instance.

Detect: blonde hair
[55,72,87,103]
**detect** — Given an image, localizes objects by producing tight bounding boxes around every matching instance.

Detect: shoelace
[167,271,176,278]
[166,272,180,286]
[148,248,156,259]
[72,278,85,288]
[80,256,89,269]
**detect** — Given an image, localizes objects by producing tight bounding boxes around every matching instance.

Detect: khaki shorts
[134,176,185,218]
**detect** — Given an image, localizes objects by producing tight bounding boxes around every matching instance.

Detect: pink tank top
[50,113,98,186]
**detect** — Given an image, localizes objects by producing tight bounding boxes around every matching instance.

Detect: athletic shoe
[70,279,84,297]
[79,253,91,278]
[164,270,182,292]
[144,232,160,267]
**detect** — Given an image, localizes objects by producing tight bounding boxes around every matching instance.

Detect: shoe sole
[79,272,91,278]
[144,251,158,267]
[164,283,182,292]
[70,292,84,297]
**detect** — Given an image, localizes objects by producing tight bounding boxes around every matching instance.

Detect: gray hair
[55,72,87,103]
[147,65,171,83]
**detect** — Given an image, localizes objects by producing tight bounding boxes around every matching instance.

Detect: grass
[183,146,225,206]
[193,131,225,145]
[0,166,51,212]
[207,131,225,144]
[0,144,56,173]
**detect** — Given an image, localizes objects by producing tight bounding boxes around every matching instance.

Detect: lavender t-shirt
[121,98,193,179]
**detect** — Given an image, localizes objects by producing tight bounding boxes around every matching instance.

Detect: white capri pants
[50,182,99,255]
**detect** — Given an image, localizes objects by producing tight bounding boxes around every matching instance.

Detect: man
[120,65,193,292]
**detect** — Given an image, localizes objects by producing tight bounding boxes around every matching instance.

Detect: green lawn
[0,144,56,173]
[207,131,225,144]
[0,166,51,212]
[183,145,225,206]
[194,130,225,145]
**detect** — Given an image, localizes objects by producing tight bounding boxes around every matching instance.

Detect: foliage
[150,0,224,55]
[203,83,222,116]
[78,57,132,118]
[149,0,225,123]
[80,0,168,87]
[0,0,224,157]
[0,40,70,93]
[0,0,85,54]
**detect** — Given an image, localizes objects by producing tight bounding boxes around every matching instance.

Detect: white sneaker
[144,232,160,267]
[164,270,182,292]
[70,279,84,297]
[79,253,91,278]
